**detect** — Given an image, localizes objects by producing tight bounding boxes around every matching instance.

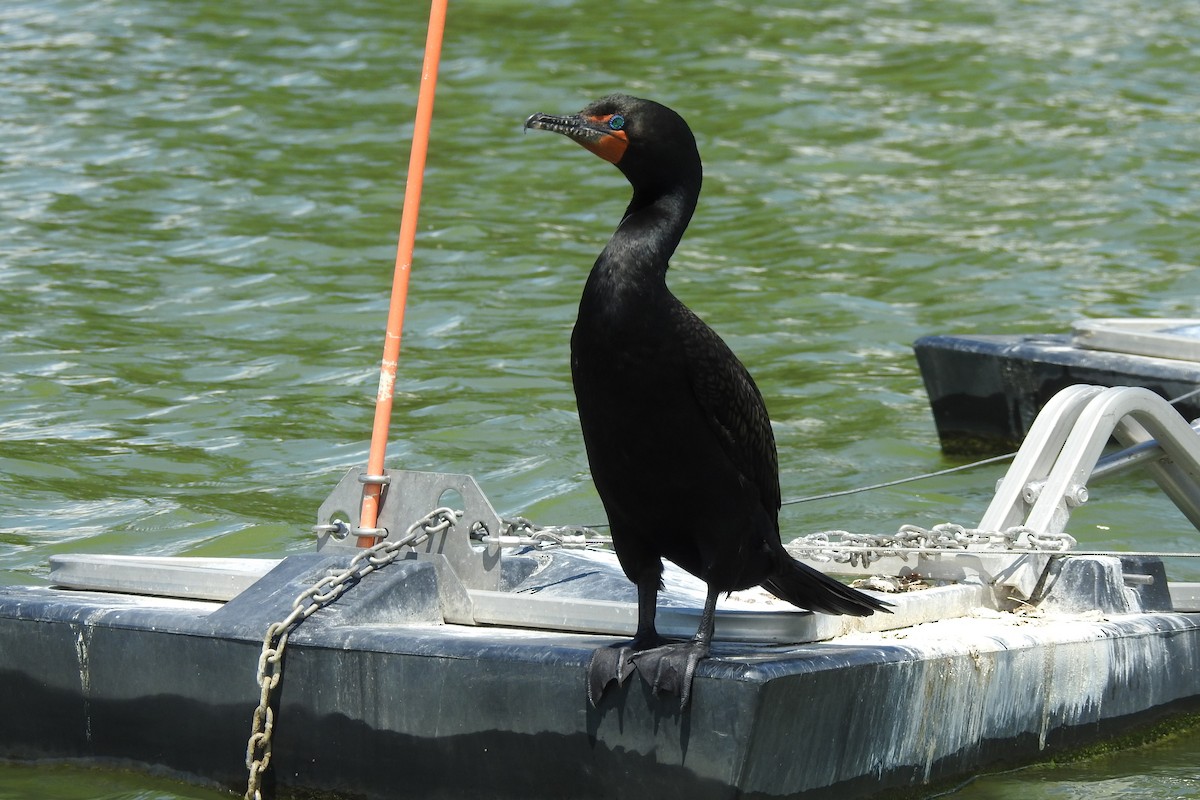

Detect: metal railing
[980,385,1200,535]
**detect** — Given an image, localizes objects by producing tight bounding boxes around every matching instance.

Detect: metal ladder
[980,385,1200,536]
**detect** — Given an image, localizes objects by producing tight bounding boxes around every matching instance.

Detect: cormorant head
[525,94,702,197]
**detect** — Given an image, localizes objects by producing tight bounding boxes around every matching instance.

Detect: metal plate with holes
[315,469,502,594]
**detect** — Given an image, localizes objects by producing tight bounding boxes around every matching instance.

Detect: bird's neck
[591,179,701,294]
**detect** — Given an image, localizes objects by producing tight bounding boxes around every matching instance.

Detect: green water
[1,0,1197,796]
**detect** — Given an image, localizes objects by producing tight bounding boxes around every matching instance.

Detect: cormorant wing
[677,304,782,518]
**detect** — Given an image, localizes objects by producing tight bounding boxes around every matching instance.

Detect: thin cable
[1169,385,1200,407]
[574,387,1199,523]
[784,385,1198,507]
[783,452,1016,506]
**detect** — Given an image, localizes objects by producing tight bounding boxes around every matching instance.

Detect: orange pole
[358,0,449,547]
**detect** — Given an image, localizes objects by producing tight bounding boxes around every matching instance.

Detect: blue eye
[608,115,625,131]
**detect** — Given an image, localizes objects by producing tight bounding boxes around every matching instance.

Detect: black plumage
[525,94,889,707]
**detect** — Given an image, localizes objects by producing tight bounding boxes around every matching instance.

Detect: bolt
[1064,485,1089,507]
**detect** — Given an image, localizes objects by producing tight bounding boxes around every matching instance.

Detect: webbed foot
[630,641,709,708]
[586,645,636,707]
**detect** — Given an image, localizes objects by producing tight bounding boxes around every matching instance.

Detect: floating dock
[4,385,1200,799]
[3,549,1200,800]
[914,318,1200,454]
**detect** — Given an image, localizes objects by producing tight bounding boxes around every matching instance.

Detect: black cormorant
[525,94,889,707]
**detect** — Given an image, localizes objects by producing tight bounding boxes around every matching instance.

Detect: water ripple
[1,1,1199,791]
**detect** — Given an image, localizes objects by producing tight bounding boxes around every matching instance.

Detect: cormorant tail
[763,558,892,617]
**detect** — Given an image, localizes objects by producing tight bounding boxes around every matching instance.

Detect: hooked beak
[524,111,629,165]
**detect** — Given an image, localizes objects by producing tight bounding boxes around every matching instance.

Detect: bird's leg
[587,571,665,707]
[630,570,668,650]
[630,585,718,708]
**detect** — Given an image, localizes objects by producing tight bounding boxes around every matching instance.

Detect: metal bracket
[315,469,503,623]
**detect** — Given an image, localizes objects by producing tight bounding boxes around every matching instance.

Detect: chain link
[243,506,459,800]
[787,523,1077,568]
[476,518,1079,569]
[482,518,1076,569]
[474,516,609,549]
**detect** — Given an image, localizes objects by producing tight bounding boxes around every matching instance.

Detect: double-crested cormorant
[525,94,889,707]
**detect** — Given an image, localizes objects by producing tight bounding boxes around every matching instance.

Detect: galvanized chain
[475,516,609,549]
[476,518,1079,567]
[243,506,459,800]
[787,523,1077,568]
